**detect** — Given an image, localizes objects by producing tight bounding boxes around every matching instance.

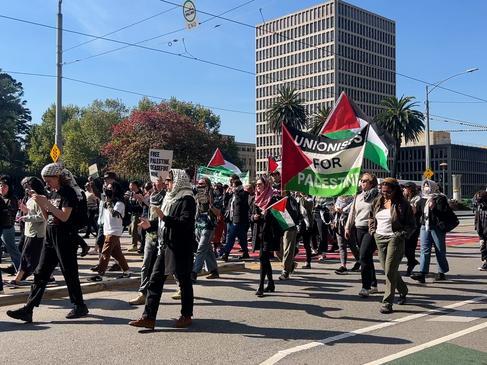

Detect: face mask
[423,186,431,194]
[104,189,113,198]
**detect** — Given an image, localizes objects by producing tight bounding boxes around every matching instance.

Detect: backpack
[436,200,459,233]
[72,191,89,229]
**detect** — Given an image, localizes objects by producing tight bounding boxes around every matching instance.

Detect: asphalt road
[0,238,486,365]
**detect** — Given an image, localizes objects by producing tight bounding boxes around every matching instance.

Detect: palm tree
[266,86,307,133]
[308,105,331,135]
[375,96,425,178]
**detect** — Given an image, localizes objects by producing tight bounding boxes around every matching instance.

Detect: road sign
[50,144,61,163]
[183,0,198,30]
[423,168,434,179]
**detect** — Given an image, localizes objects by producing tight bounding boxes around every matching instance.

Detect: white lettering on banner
[294,135,363,153]
[148,149,173,182]
[297,172,359,189]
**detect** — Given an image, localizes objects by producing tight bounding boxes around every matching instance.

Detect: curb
[0,262,246,307]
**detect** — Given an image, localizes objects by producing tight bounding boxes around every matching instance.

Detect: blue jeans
[222,223,249,255]
[1,226,21,270]
[419,226,449,274]
[193,227,217,273]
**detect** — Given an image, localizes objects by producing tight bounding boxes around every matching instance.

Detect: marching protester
[84,182,99,239]
[6,177,46,287]
[129,169,196,330]
[411,180,458,283]
[129,176,166,305]
[126,181,144,252]
[94,172,118,256]
[278,191,301,280]
[403,182,421,276]
[210,183,225,255]
[7,163,88,322]
[252,176,281,296]
[334,195,360,274]
[312,196,331,263]
[345,173,379,297]
[0,196,9,294]
[0,175,21,275]
[297,193,314,269]
[369,178,415,314]
[89,181,131,282]
[220,177,250,261]
[192,177,220,282]
[475,190,487,271]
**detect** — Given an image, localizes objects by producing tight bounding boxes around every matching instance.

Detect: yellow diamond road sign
[423,168,434,179]
[50,144,61,163]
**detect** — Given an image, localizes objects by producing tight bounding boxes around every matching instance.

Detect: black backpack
[436,200,459,233]
[73,190,89,229]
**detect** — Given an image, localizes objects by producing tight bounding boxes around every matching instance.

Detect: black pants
[19,236,43,277]
[298,229,313,264]
[143,251,194,320]
[258,250,274,289]
[74,233,89,251]
[85,209,98,237]
[480,235,487,261]
[312,213,328,254]
[405,229,420,267]
[96,225,105,251]
[355,227,377,290]
[26,226,84,309]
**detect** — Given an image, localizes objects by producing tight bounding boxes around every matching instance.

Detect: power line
[437,129,487,132]
[430,115,487,129]
[429,101,486,104]
[4,70,255,115]
[63,5,179,52]
[64,0,256,65]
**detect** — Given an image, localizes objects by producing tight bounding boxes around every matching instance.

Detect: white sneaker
[171,289,181,300]
[369,286,378,294]
[359,288,370,297]
[128,292,146,305]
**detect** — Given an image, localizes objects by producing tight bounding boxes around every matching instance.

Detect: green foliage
[165,97,221,134]
[308,105,331,135]
[374,96,424,178]
[0,70,31,173]
[266,86,308,133]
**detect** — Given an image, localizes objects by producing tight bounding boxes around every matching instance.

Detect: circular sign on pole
[183,0,198,29]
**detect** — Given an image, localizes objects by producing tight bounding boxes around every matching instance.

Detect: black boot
[7,306,33,323]
[264,281,275,293]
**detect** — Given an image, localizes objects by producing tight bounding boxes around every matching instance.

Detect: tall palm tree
[308,105,331,135]
[375,96,425,178]
[266,86,307,133]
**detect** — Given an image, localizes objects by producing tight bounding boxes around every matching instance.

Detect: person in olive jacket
[129,169,196,330]
[369,178,415,314]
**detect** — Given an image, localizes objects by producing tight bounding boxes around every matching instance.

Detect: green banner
[197,166,249,185]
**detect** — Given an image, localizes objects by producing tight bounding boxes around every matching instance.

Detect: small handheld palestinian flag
[208,148,242,174]
[267,196,295,231]
[267,155,281,173]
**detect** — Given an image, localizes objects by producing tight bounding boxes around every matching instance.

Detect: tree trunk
[391,142,401,179]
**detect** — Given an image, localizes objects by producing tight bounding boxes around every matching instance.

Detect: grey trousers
[281,228,297,273]
[139,233,158,294]
[337,235,360,267]
[193,227,218,274]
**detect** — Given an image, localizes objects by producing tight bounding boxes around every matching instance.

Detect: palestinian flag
[282,124,368,197]
[319,92,390,171]
[268,155,281,173]
[268,197,295,231]
[207,148,242,174]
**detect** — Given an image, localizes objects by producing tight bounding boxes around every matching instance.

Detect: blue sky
[1,0,486,145]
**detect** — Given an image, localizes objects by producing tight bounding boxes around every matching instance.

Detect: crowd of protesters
[1,162,486,329]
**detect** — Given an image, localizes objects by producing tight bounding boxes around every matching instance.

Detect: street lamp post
[440,162,448,196]
[424,68,479,171]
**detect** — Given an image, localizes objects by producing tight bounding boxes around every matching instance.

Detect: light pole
[424,67,479,170]
[440,162,448,196]
[55,0,63,152]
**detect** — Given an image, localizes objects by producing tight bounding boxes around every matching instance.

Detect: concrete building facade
[235,141,256,181]
[255,0,396,176]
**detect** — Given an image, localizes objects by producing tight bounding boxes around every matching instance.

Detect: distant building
[235,141,256,181]
[402,131,452,147]
[397,144,487,199]
[255,0,396,176]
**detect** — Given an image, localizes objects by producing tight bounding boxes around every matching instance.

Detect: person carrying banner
[345,173,379,297]
[369,178,415,314]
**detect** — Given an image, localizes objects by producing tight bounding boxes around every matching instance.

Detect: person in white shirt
[89,182,131,281]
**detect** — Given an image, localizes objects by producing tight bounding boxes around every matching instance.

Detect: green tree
[165,97,221,134]
[0,70,31,172]
[309,105,330,135]
[266,86,307,133]
[374,96,425,178]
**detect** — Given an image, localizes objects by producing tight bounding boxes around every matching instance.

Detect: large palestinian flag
[319,92,390,171]
[282,124,368,197]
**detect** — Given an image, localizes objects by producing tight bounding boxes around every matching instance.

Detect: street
[1,234,486,365]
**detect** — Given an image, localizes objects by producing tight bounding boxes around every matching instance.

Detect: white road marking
[428,310,487,323]
[259,295,487,365]
[362,321,487,365]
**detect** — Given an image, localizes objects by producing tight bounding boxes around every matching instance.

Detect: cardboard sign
[149,149,173,182]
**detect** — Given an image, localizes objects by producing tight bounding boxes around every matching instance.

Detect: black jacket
[417,195,450,229]
[227,187,250,225]
[251,197,282,252]
[475,202,487,239]
[285,193,302,229]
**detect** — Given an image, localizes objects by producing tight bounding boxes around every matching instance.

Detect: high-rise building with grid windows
[255,0,396,176]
